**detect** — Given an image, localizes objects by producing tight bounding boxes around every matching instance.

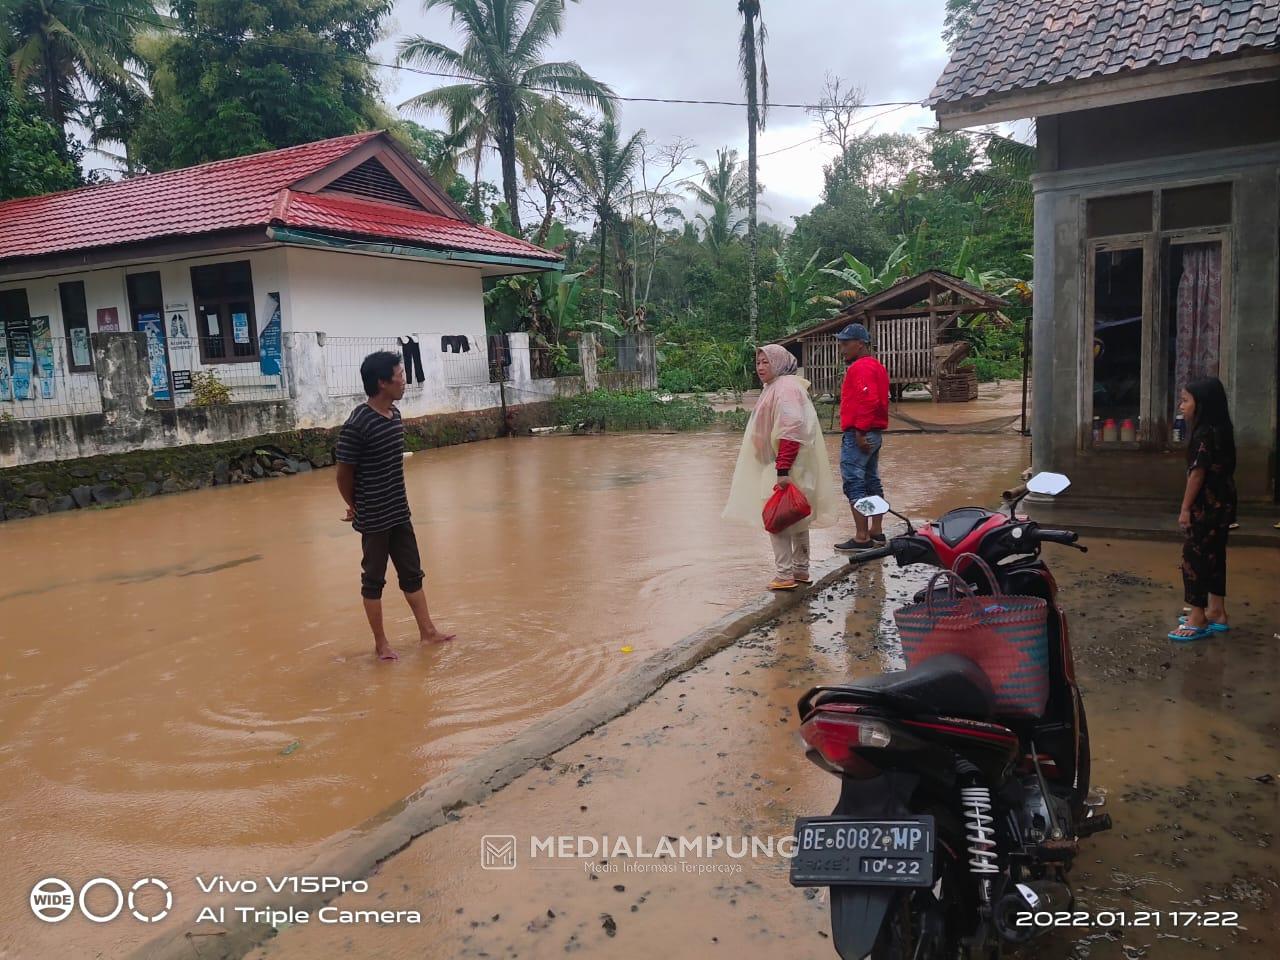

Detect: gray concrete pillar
[580,333,600,391]
[92,332,151,422]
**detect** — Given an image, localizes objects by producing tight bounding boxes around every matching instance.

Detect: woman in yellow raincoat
[723,344,841,590]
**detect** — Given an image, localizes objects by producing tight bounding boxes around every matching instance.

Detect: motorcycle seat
[810,653,996,719]
[934,507,993,546]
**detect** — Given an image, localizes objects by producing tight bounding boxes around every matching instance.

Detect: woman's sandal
[1168,624,1215,642]
[1178,615,1229,632]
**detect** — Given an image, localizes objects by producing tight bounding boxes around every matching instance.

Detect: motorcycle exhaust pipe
[993,880,1073,943]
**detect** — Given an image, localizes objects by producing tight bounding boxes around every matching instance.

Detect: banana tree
[762,249,840,333]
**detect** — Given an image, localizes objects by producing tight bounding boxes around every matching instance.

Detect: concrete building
[0,131,561,423]
[930,0,1280,506]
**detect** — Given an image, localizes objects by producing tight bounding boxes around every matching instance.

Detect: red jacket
[840,355,890,432]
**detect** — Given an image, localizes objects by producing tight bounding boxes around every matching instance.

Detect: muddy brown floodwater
[0,431,1026,958]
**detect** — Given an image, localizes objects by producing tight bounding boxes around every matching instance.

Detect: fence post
[579,332,600,391]
[637,333,657,389]
[92,332,151,424]
[282,332,331,427]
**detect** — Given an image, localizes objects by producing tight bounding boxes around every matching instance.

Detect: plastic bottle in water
[1172,414,1185,443]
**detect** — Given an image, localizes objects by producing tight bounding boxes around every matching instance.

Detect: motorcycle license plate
[789,816,935,887]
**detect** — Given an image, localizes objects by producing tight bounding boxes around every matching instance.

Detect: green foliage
[189,370,232,406]
[552,390,716,432]
[655,320,755,393]
[0,87,80,200]
[397,0,616,233]
[130,0,391,171]
[3,0,153,139]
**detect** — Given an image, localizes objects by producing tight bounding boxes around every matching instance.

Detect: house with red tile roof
[931,0,1280,508]
[0,131,561,421]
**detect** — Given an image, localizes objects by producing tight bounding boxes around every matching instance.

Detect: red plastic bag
[762,483,812,534]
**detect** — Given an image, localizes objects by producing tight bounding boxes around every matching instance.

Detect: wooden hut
[778,270,1010,401]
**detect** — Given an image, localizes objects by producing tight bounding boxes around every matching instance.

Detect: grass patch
[552,390,719,432]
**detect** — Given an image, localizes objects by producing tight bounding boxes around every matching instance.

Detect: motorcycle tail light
[800,709,892,776]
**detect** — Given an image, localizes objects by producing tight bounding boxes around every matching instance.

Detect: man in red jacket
[833,322,890,553]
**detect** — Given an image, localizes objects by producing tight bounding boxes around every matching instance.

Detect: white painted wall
[282,246,487,342]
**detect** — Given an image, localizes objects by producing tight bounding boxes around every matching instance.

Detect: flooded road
[249,537,1279,960]
[0,431,1027,957]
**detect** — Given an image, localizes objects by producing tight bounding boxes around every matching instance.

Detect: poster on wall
[259,293,283,375]
[136,312,172,401]
[7,316,34,400]
[71,327,92,368]
[32,316,56,399]
[0,320,10,401]
[96,307,120,332]
[165,302,193,360]
[232,311,250,345]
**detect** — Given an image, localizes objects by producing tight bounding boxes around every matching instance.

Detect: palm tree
[738,0,767,342]
[574,117,643,327]
[684,148,750,260]
[4,0,154,150]
[398,0,616,233]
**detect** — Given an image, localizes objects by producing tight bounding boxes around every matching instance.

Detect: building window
[59,281,94,372]
[1084,183,1231,450]
[1089,247,1145,444]
[191,260,258,363]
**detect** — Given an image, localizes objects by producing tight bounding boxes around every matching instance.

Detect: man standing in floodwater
[336,351,455,661]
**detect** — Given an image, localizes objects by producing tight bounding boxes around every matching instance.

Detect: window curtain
[1173,243,1222,410]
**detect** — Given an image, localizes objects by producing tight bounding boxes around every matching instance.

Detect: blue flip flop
[1178,616,1229,632]
[1168,625,1215,642]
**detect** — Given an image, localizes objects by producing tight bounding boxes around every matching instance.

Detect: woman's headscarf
[751,346,804,459]
[758,343,798,379]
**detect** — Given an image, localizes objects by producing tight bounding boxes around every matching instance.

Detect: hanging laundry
[398,335,425,384]
[440,335,472,354]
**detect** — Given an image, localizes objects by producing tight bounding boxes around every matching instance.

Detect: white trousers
[769,528,811,580]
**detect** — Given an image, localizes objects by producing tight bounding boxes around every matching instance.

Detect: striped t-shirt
[335,403,411,534]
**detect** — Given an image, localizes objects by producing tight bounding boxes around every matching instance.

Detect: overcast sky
[374,1,952,226]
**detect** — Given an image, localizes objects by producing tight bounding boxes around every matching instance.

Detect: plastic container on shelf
[1172,414,1186,443]
[1101,418,1119,443]
[1120,418,1137,442]
[1092,417,1103,443]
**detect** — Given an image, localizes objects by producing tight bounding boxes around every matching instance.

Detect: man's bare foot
[376,644,400,661]
[419,630,456,644]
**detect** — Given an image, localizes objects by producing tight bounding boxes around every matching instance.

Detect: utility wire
[78,1,922,112]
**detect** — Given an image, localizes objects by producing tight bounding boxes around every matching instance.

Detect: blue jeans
[841,429,884,502]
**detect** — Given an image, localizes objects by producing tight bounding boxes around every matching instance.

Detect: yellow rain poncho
[722,345,841,532]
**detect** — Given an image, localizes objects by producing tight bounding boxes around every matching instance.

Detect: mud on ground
[247,537,1277,960]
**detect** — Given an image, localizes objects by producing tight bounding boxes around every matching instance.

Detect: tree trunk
[498,106,523,233]
[598,217,608,329]
[743,15,760,344]
[43,43,68,157]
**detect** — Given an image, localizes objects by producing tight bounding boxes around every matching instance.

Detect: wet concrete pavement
[248,537,1279,960]
[1,431,1027,958]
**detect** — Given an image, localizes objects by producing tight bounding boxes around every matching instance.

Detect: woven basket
[894,554,1051,717]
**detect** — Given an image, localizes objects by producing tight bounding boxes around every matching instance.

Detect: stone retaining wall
[0,401,560,524]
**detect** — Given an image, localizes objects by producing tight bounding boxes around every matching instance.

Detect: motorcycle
[789,473,1112,959]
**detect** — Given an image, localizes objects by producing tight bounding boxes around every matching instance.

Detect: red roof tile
[277,191,560,261]
[0,132,560,266]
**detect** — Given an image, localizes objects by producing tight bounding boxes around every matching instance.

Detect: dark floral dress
[1181,426,1237,607]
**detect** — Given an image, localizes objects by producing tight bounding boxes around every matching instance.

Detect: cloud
[379,0,951,220]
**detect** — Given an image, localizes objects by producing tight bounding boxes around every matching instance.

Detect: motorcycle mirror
[1026,472,1071,497]
[854,496,891,518]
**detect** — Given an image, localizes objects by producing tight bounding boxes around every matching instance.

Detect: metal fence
[166,337,286,408]
[323,336,408,398]
[0,336,103,419]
